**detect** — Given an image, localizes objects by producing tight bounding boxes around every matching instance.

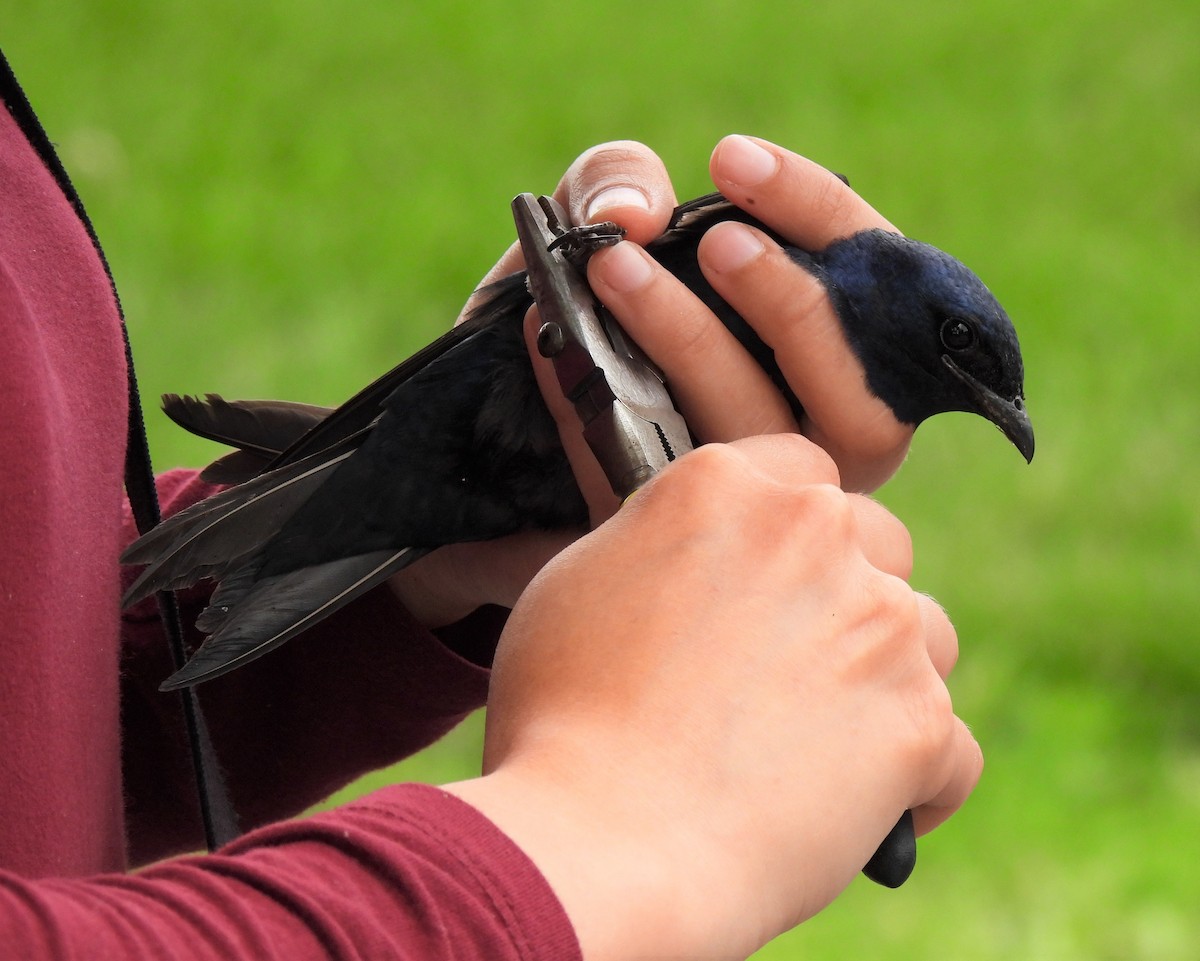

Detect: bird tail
[120,444,355,607]
[130,284,529,687]
[159,546,428,690]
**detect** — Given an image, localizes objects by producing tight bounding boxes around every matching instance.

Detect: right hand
[446,434,981,961]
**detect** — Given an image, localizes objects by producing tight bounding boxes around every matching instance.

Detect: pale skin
[391,135,912,625]
[390,136,982,959]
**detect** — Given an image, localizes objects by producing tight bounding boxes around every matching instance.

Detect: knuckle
[857,586,957,774]
[648,443,860,561]
[850,494,914,577]
[784,480,856,545]
[677,443,752,495]
[793,435,841,485]
[921,592,960,673]
[908,682,958,775]
[642,444,749,516]
[747,431,842,486]
[865,573,924,646]
[895,650,958,772]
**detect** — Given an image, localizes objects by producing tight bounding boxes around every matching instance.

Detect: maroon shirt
[0,55,580,959]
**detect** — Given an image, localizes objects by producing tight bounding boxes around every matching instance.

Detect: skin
[445,435,979,960]
[392,135,914,625]
[387,136,979,957]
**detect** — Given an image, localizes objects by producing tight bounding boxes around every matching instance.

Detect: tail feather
[200,450,276,485]
[162,394,339,485]
[159,547,427,690]
[163,394,333,456]
[193,557,266,635]
[136,272,531,689]
[121,447,353,606]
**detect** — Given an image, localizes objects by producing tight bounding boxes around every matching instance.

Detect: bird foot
[535,194,625,269]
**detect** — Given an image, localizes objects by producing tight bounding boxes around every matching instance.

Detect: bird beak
[941,356,1035,463]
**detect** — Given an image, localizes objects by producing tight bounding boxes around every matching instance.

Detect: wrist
[443,757,760,961]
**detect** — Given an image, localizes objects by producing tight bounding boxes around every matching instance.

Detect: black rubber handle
[862,809,916,888]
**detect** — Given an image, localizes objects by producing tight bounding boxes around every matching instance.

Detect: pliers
[510,192,916,889]
[511,193,692,499]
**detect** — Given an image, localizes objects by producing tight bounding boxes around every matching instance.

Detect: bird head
[816,229,1034,462]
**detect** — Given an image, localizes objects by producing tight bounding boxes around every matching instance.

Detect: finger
[587,241,800,443]
[523,305,621,525]
[389,528,580,627]
[846,494,913,580]
[709,134,896,247]
[462,141,677,322]
[551,140,677,245]
[918,593,959,679]
[697,220,914,492]
[440,529,584,609]
[911,717,983,836]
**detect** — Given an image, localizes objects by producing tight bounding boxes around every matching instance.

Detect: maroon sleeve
[119,470,508,865]
[0,784,581,961]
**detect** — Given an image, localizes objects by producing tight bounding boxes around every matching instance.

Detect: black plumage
[122,193,1033,690]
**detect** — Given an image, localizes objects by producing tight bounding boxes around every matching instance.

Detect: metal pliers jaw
[512,193,693,500]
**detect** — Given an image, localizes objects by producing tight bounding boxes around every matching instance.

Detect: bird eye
[940,318,976,351]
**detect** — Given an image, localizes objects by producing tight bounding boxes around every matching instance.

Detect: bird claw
[535,195,625,268]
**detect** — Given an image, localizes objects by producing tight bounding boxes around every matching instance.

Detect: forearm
[0,785,579,961]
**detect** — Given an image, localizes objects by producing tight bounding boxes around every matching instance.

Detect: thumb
[552,140,677,245]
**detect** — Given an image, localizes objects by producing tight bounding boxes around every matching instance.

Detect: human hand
[445,434,980,960]
[395,135,913,626]
[388,141,680,628]
[552,134,911,499]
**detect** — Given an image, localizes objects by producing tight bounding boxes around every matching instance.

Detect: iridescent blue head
[814,229,1033,462]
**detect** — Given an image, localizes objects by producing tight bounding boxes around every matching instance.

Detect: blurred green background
[6,1,1197,957]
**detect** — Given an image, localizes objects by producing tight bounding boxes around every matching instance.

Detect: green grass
[7,1,1198,956]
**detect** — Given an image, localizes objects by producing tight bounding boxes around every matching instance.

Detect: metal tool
[511,191,916,888]
[512,193,692,498]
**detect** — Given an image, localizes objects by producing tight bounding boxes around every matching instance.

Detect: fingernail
[703,222,765,273]
[586,186,650,222]
[713,134,778,187]
[593,241,653,293]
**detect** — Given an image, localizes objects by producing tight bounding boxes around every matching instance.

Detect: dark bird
[122,193,1034,690]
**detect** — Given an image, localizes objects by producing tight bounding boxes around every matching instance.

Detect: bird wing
[163,394,333,456]
[120,444,356,606]
[122,304,521,604]
[159,547,426,690]
[265,306,506,468]
[163,394,334,484]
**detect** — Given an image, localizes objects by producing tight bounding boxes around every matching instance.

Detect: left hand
[538,135,914,504]
[387,141,681,628]
[394,136,918,627]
